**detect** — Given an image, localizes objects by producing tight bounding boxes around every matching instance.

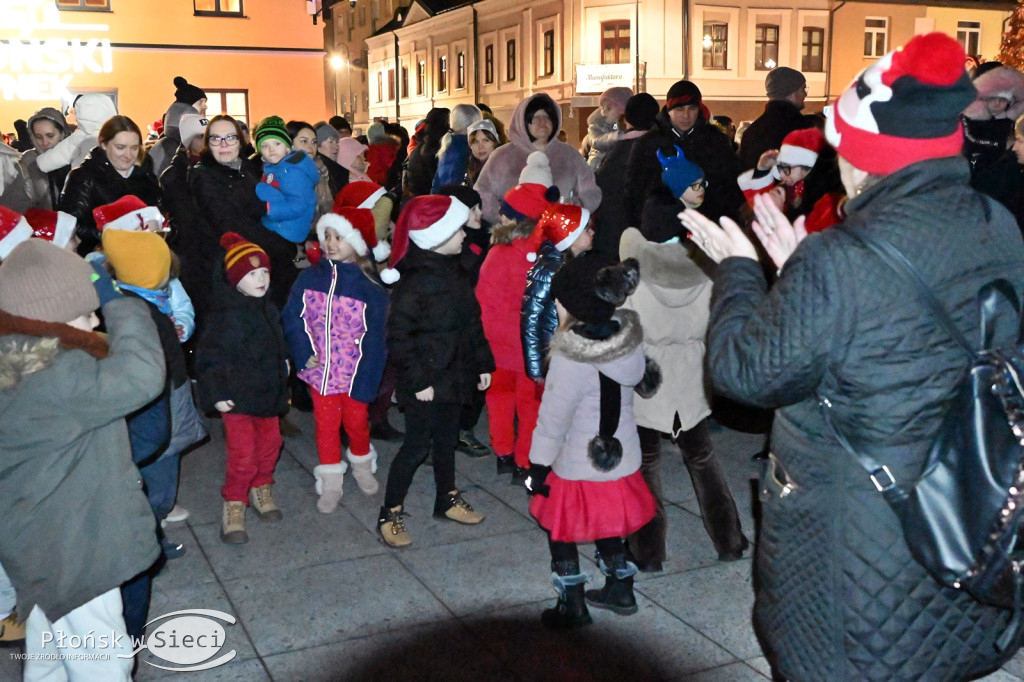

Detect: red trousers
[221,413,282,503]
[485,367,541,467]
[312,389,371,464]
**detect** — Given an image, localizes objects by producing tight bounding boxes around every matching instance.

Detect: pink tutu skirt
[530,469,656,543]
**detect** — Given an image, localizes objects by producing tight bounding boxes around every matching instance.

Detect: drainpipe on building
[472,5,480,104]
[825,0,847,104]
[394,32,401,123]
[635,0,640,92]
[682,0,691,80]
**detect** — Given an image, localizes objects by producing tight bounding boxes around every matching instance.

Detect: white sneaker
[162,504,190,529]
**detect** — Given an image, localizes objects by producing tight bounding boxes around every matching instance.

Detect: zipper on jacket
[320,263,338,395]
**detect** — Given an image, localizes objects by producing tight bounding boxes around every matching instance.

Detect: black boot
[541,560,592,629]
[585,553,638,615]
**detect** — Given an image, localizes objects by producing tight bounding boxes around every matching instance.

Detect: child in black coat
[195,233,290,544]
[378,195,496,547]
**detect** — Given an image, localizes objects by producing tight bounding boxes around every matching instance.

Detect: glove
[89,260,121,308]
[525,464,551,497]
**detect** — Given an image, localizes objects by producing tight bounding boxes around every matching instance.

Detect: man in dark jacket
[738,66,815,171]
[624,80,744,227]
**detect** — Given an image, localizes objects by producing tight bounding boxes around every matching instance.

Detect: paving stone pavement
[2,408,1024,681]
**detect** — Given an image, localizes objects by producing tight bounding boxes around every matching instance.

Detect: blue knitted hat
[658,146,704,198]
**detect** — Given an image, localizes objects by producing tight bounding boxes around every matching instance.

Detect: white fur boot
[313,462,347,513]
[347,446,379,495]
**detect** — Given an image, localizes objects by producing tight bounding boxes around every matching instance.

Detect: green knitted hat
[253,115,291,150]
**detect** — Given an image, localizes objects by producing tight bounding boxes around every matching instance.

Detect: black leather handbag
[823,225,1024,650]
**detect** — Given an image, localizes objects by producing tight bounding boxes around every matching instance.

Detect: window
[457,52,466,89]
[958,21,981,56]
[56,0,110,8]
[438,55,448,92]
[401,65,409,99]
[359,5,366,26]
[417,60,426,95]
[864,18,888,58]
[194,0,242,14]
[348,10,355,41]
[601,21,630,65]
[204,89,250,127]
[371,0,380,31]
[484,45,494,84]
[802,27,825,72]
[542,30,555,76]
[702,23,728,70]
[377,71,383,102]
[506,39,517,82]
[387,68,395,100]
[754,24,779,70]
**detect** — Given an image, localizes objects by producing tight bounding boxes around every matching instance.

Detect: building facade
[0,0,326,135]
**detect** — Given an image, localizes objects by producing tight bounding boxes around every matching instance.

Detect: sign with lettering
[575,64,634,94]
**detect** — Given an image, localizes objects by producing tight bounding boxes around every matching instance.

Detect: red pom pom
[885,32,966,87]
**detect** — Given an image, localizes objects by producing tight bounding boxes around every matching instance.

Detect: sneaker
[161,537,187,560]
[378,505,412,547]
[165,504,190,523]
[434,490,484,524]
[221,501,248,544]
[249,484,283,522]
[457,430,491,458]
[0,614,25,642]
[496,454,515,475]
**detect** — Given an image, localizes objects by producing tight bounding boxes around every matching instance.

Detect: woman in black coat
[682,34,1024,681]
[59,116,163,255]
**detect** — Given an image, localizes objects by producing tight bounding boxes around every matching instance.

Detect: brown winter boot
[221,501,248,544]
[378,505,412,547]
[433,490,484,524]
[314,463,346,513]
[248,484,283,522]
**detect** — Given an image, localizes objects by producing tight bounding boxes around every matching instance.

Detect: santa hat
[316,207,391,262]
[538,204,591,252]
[774,128,826,179]
[335,181,387,211]
[500,152,559,221]
[24,209,76,248]
[0,207,34,259]
[381,195,469,284]
[92,195,164,232]
[826,32,976,175]
[221,232,270,287]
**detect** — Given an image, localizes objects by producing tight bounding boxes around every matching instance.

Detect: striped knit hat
[221,232,270,287]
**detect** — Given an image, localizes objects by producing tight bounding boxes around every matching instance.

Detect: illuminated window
[958,21,981,56]
[754,24,779,70]
[601,21,630,65]
[456,52,466,89]
[204,90,250,127]
[417,60,426,95]
[702,23,728,70]
[864,18,888,58]
[401,65,409,99]
[438,55,448,92]
[377,71,383,102]
[387,68,395,100]
[56,0,110,9]
[542,30,555,76]
[194,0,242,15]
[506,39,516,82]
[802,27,824,72]
[484,44,494,84]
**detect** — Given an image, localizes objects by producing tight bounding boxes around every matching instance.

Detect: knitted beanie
[437,184,482,211]
[93,195,164,232]
[178,114,208,148]
[0,239,99,323]
[0,206,33,260]
[329,115,352,132]
[315,121,340,145]
[624,93,659,131]
[254,115,291,150]
[334,181,386,211]
[316,207,390,262]
[382,195,469,284]
[599,87,634,115]
[658,146,704,198]
[826,32,976,175]
[24,209,76,248]
[550,252,622,325]
[665,80,703,112]
[538,204,590,252]
[102,229,171,290]
[500,152,559,221]
[367,122,387,144]
[173,76,207,106]
[467,118,499,142]
[221,232,270,287]
[765,67,806,100]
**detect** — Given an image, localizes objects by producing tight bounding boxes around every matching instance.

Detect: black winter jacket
[194,269,290,418]
[387,242,495,405]
[624,112,743,227]
[707,156,1024,680]
[737,100,816,172]
[403,142,439,199]
[59,146,163,254]
[521,240,564,379]
[593,136,641,257]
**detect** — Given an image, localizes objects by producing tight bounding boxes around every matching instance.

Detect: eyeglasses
[689,179,708,191]
[209,134,240,146]
[776,163,811,175]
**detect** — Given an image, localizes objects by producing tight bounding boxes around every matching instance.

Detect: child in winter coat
[522,203,594,382]
[432,103,483,192]
[253,116,319,244]
[582,86,632,169]
[476,152,558,482]
[526,255,658,629]
[195,233,290,544]
[378,195,495,548]
[658,146,707,212]
[283,207,390,514]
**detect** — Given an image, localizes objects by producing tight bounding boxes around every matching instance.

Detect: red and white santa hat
[381,195,469,284]
[334,180,387,211]
[826,32,976,175]
[0,206,32,260]
[775,128,826,175]
[92,195,165,232]
[500,152,560,222]
[538,203,591,252]
[24,208,77,248]
[316,206,391,262]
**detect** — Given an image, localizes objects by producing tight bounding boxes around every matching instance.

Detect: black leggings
[548,534,624,567]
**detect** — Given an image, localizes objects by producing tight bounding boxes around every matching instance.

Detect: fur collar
[0,310,108,359]
[550,309,642,364]
[619,228,710,290]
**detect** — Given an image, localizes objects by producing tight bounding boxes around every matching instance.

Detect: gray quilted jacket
[708,156,1024,681]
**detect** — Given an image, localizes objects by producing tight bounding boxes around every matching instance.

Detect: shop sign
[575,64,633,94]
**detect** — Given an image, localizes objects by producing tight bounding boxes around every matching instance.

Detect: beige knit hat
[0,239,99,323]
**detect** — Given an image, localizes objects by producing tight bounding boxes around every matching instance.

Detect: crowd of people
[2,32,1024,680]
